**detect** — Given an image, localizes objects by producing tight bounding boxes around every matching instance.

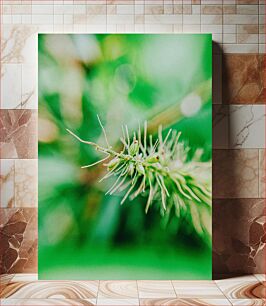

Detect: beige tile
[223,4,237,14]
[116,5,134,15]
[201,15,222,24]
[11,274,38,282]
[96,299,139,305]
[182,5,192,15]
[173,4,182,14]
[183,14,200,24]
[237,4,259,14]
[144,14,182,24]
[172,281,224,298]
[223,25,236,33]
[11,5,31,15]
[223,33,236,43]
[201,5,223,14]
[32,4,53,14]
[237,25,259,34]
[144,5,164,15]
[259,4,265,14]
[201,24,223,34]
[1,299,96,305]
[183,24,200,33]
[98,281,138,299]
[223,14,258,24]
[254,274,266,282]
[138,281,176,299]
[1,281,99,299]
[222,43,258,53]
[237,33,258,43]
[87,4,106,15]
[15,159,37,208]
[191,5,200,14]
[107,15,134,24]
[141,299,232,305]
[1,64,22,109]
[22,63,37,109]
[229,299,266,305]
[32,14,54,24]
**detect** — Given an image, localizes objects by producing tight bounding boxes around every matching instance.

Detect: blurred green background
[38,34,212,280]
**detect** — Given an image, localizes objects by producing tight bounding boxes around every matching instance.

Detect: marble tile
[137,281,176,298]
[96,299,139,305]
[172,281,224,298]
[140,298,232,305]
[201,5,223,15]
[0,208,37,274]
[213,105,229,149]
[0,299,96,305]
[254,274,266,283]
[11,274,38,282]
[0,159,15,208]
[1,281,99,299]
[236,0,258,4]
[1,64,22,109]
[1,25,38,64]
[98,281,138,299]
[223,54,264,104]
[15,159,37,207]
[229,300,266,306]
[0,274,14,295]
[259,150,265,198]
[215,280,265,299]
[0,110,38,159]
[229,105,265,149]
[21,63,37,109]
[213,199,266,276]
[213,149,259,198]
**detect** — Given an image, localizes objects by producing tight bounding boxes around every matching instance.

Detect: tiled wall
[0,0,265,277]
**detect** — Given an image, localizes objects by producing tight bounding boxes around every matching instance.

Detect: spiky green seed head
[146,154,160,163]
[107,157,120,171]
[128,162,135,176]
[136,163,145,175]
[129,140,139,156]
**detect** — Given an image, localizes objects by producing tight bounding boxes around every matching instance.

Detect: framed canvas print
[38,34,212,280]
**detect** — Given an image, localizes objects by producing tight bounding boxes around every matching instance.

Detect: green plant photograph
[38,34,212,280]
